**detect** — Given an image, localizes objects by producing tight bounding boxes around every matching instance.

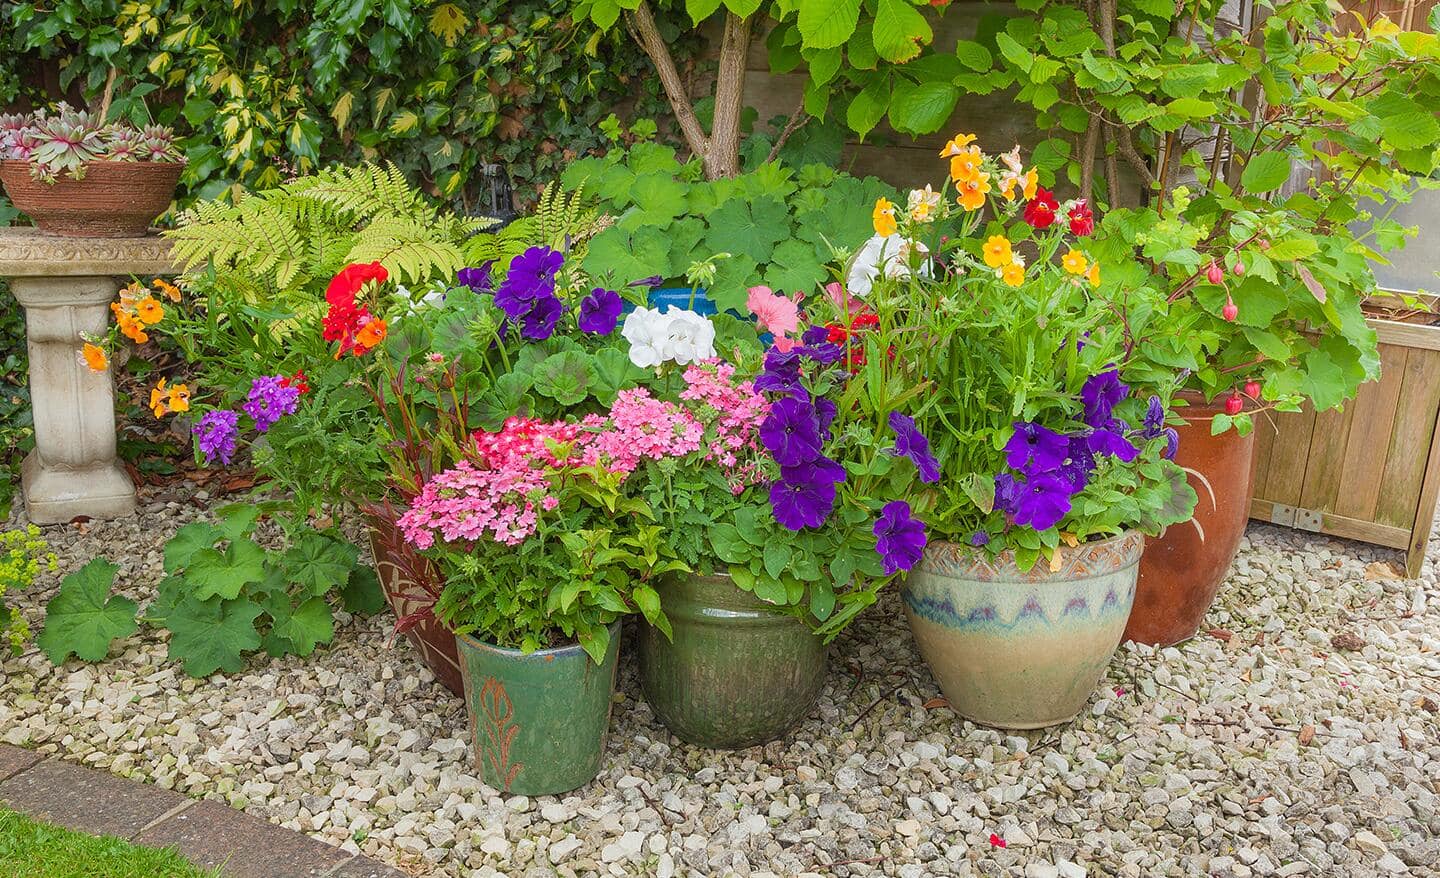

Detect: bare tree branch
[626,1,710,166]
[707,11,753,179]
[766,99,810,164]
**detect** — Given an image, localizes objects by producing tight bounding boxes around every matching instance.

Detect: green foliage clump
[0,525,56,654]
[39,505,382,676]
[0,283,32,518]
[562,125,895,313]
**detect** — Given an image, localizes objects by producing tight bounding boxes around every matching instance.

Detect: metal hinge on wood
[1269,504,1323,532]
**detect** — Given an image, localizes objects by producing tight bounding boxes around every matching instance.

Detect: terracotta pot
[457,622,621,796]
[362,503,464,695]
[1125,393,1257,646]
[638,573,827,749]
[903,533,1143,729]
[0,159,183,237]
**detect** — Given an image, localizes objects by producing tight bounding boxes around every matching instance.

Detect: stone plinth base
[20,453,136,525]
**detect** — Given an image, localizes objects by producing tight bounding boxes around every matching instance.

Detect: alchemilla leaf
[37,559,138,664]
[165,596,263,677]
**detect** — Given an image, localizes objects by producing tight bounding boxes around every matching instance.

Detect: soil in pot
[1126,393,1256,646]
[639,573,827,749]
[457,621,622,796]
[902,533,1143,729]
[0,160,184,238]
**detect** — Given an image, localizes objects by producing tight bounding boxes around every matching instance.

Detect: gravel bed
[3,485,1439,877]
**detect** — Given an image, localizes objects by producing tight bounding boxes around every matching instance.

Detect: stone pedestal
[0,228,177,524]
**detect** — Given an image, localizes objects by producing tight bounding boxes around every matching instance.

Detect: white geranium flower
[621,306,716,368]
[846,234,934,296]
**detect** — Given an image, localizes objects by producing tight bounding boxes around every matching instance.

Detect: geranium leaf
[37,559,138,664]
[591,347,646,406]
[186,540,270,601]
[533,351,595,406]
[165,596,263,677]
[281,533,359,597]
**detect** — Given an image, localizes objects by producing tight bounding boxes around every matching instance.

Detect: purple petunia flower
[1081,369,1129,428]
[578,287,623,335]
[628,275,664,289]
[1086,425,1140,462]
[814,397,838,439]
[796,340,844,366]
[969,530,990,548]
[1005,422,1070,472]
[769,457,845,530]
[873,500,927,575]
[519,293,563,341]
[457,262,493,292]
[888,411,940,484]
[1055,435,1096,493]
[1141,395,1165,438]
[504,246,563,295]
[242,375,301,433]
[1162,427,1180,460]
[760,397,823,467]
[1008,472,1074,531]
[995,472,1023,515]
[193,409,240,466]
[801,325,828,346]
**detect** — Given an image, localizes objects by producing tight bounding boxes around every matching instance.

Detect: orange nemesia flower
[167,383,191,413]
[1062,250,1089,275]
[872,197,898,238]
[118,314,149,345]
[1087,262,1101,288]
[79,343,109,372]
[956,173,991,212]
[1001,262,1025,287]
[150,378,170,418]
[948,147,985,185]
[153,278,182,302]
[134,296,165,325]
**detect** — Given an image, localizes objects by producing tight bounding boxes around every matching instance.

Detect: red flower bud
[1232,260,1245,277]
[1225,393,1244,416]
[1222,296,1238,322]
[1206,261,1225,285]
[1244,380,1261,399]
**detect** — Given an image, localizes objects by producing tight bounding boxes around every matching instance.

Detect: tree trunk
[706,12,752,179]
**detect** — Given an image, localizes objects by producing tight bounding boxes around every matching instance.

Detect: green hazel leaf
[798,0,864,50]
[845,79,890,139]
[872,0,933,63]
[994,31,1032,73]
[282,533,359,597]
[186,540,270,601]
[724,0,762,16]
[687,0,722,24]
[37,559,138,664]
[163,521,222,574]
[165,596,264,677]
[1239,152,1292,194]
[954,40,992,72]
[1165,97,1218,119]
[268,595,336,657]
[889,81,960,135]
[1370,91,1440,150]
[335,564,383,613]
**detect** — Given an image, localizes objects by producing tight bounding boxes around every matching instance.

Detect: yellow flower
[167,383,191,413]
[153,278,182,303]
[948,147,985,184]
[149,378,170,418]
[938,133,977,157]
[983,235,1013,268]
[956,173,991,212]
[134,296,165,325]
[907,185,941,223]
[1022,168,1039,200]
[1087,262,1101,288]
[78,343,109,372]
[1062,250,1089,275]
[1001,262,1025,287]
[872,197,898,237]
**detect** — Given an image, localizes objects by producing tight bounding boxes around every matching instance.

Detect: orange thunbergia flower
[153,278,182,302]
[872,197,898,237]
[167,383,191,413]
[983,235,1013,268]
[134,296,165,325]
[1062,250,1089,275]
[355,318,388,351]
[1087,262,1101,288]
[956,173,991,211]
[150,378,170,418]
[79,343,108,372]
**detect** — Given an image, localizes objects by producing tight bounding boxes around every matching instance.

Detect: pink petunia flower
[746,285,801,351]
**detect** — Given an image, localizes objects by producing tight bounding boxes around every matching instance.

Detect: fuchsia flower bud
[1222,296,1239,322]
[1232,260,1245,277]
[1207,261,1225,285]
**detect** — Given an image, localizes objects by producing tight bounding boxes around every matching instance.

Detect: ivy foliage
[1,0,691,204]
[39,505,382,676]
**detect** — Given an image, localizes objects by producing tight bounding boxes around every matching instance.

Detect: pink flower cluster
[397,458,552,549]
[678,363,770,490]
[581,388,704,474]
[473,416,586,468]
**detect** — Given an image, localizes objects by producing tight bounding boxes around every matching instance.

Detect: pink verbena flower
[583,388,705,474]
[678,362,770,489]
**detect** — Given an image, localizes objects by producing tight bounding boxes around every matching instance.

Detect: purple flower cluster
[994,369,1148,532]
[578,287,623,335]
[242,375,302,433]
[194,410,239,465]
[494,246,564,341]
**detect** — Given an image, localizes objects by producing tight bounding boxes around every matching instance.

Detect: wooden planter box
[1249,296,1440,576]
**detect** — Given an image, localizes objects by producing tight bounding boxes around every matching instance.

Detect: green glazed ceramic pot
[902,532,1143,730]
[638,573,826,749]
[455,620,621,795]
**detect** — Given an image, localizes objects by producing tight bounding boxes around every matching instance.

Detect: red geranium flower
[1023,187,1059,229]
[1067,200,1094,237]
[325,261,388,307]
[280,371,310,394]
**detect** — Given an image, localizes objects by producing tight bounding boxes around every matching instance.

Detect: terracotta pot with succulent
[0,102,184,237]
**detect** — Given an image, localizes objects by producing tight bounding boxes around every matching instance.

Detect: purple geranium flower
[242,375,301,433]
[519,293,563,341]
[888,411,940,484]
[1005,422,1069,472]
[1086,426,1140,462]
[1009,472,1074,531]
[1081,369,1129,428]
[457,263,493,292]
[1141,395,1165,438]
[578,287,623,335]
[769,457,844,530]
[194,409,240,466]
[760,397,823,467]
[873,501,927,575]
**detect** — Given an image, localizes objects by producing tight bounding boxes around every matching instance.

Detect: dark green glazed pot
[638,573,827,749]
[455,621,621,796]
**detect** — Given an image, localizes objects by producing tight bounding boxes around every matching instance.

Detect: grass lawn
[0,807,220,878]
